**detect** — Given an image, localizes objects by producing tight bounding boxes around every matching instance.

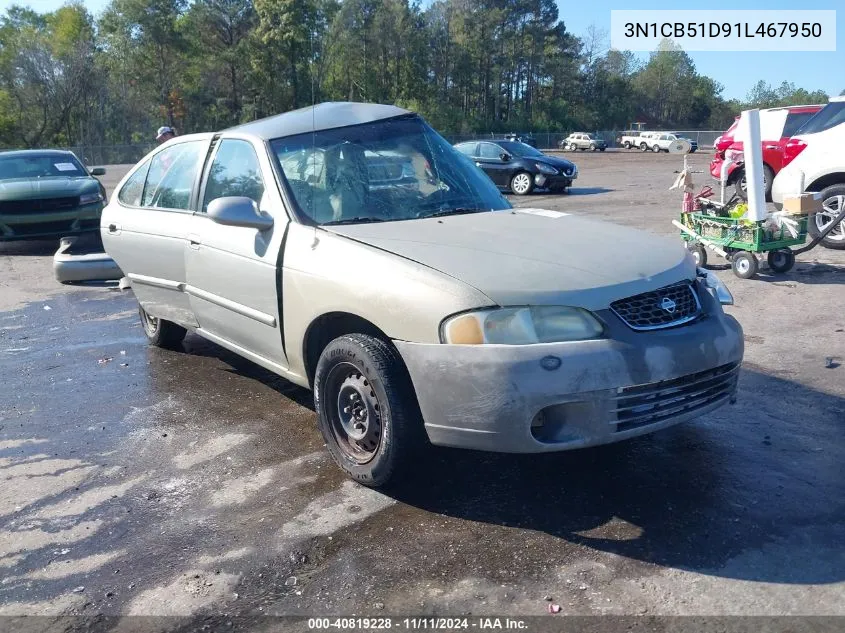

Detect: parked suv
[560,133,607,152]
[649,133,698,154]
[710,104,823,200]
[772,97,845,249]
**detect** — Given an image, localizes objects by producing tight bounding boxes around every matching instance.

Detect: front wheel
[652,144,661,153]
[767,249,795,273]
[731,251,759,279]
[589,144,597,152]
[313,334,422,487]
[510,171,534,195]
[808,184,845,250]
[139,305,187,349]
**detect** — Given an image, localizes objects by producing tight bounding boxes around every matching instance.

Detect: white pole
[740,109,767,222]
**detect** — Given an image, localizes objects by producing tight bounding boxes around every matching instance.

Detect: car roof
[227,102,412,140]
[0,149,77,158]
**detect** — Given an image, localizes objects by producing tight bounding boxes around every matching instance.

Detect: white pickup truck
[618,131,646,149]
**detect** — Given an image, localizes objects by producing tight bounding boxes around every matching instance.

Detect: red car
[710,104,823,199]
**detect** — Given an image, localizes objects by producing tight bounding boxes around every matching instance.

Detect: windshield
[0,154,86,180]
[796,101,845,136]
[271,115,510,225]
[498,141,543,158]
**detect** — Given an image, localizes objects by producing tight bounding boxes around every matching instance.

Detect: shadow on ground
[0,290,843,625]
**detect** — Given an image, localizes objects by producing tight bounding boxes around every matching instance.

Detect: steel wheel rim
[736,258,750,274]
[772,252,787,267]
[140,308,159,335]
[513,174,531,194]
[326,362,382,464]
[818,195,845,241]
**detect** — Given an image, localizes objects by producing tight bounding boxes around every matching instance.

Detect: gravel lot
[1,151,843,628]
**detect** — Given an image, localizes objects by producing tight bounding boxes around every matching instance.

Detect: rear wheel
[687,242,708,268]
[589,143,597,152]
[313,334,422,488]
[734,165,774,200]
[808,184,845,250]
[510,171,534,195]
[139,305,186,349]
[623,141,631,149]
[767,249,795,273]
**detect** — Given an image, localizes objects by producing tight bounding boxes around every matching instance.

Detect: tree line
[0,0,836,149]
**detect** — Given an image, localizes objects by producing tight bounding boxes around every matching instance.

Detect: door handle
[188,233,201,250]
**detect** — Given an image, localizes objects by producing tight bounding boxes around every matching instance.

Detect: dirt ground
[1,151,843,630]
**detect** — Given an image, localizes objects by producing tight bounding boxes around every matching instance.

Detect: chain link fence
[444,131,723,150]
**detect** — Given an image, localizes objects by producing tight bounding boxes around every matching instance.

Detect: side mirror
[91,167,106,176]
[207,196,274,231]
[500,153,511,162]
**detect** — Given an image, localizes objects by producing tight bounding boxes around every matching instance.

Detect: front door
[103,139,210,328]
[476,142,510,186]
[184,137,289,369]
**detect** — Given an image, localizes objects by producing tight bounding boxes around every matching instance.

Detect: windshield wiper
[426,207,490,218]
[322,216,386,226]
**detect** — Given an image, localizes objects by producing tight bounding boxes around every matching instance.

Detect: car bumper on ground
[0,205,103,241]
[395,298,743,453]
[53,235,123,283]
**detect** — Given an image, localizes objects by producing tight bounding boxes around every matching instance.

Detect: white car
[648,133,698,154]
[772,96,845,250]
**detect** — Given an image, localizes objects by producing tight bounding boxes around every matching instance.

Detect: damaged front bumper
[395,304,743,453]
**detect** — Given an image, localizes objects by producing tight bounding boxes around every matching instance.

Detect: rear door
[102,138,210,328]
[184,136,289,369]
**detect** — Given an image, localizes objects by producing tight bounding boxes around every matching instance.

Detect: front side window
[118,159,150,206]
[202,139,266,211]
[141,140,208,211]
[271,115,510,225]
[478,143,502,159]
[498,141,543,158]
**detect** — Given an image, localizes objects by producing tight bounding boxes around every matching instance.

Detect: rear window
[796,102,845,136]
[782,111,818,138]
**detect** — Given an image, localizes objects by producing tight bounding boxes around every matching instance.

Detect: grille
[0,197,79,215]
[611,281,700,330]
[613,362,739,433]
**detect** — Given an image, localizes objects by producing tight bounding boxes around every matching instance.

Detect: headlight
[697,268,733,305]
[535,163,558,175]
[441,306,604,345]
[79,192,103,205]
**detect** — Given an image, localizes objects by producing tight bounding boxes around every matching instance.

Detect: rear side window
[202,139,265,211]
[782,112,817,138]
[795,102,845,136]
[117,161,150,206]
[141,141,208,211]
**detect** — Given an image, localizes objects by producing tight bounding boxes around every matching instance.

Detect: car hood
[535,155,576,171]
[325,209,696,310]
[0,177,100,201]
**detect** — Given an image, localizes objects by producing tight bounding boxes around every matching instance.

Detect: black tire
[731,251,759,279]
[808,184,845,250]
[589,144,597,152]
[687,242,708,268]
[640,143,648,152]
[313,333,422,488]
[767,249,795,273]
[139,305,186,349]
[734,165,774,201]
[652,144,660,153]
[599,147,606,152]
[510,171,534,195]
[623,141,631,149]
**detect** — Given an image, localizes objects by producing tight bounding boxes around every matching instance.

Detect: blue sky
[2,0,842,100]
